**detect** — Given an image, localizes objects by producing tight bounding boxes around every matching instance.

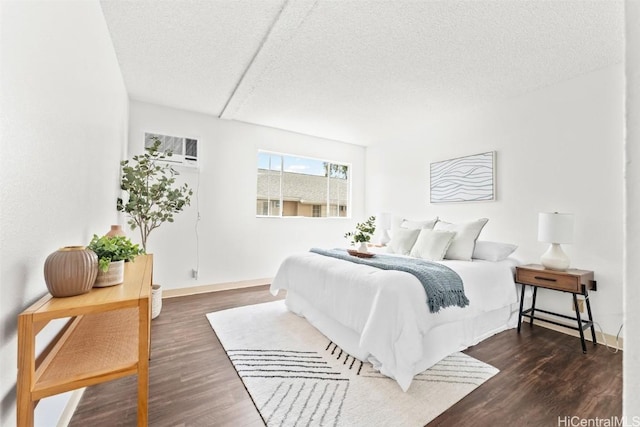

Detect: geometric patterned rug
[206,300,498,427]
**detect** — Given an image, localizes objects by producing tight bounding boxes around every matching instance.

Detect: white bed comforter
[270,251,518,391]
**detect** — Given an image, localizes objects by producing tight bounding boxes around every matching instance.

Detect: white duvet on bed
[270,251,519,391]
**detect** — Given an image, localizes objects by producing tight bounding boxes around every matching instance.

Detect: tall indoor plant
[117,138,193,251]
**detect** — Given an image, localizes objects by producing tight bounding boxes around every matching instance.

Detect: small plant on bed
[344,215,376,252]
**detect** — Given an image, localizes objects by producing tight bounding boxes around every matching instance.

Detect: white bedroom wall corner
[624,0,640,419]
[0,1,129,426]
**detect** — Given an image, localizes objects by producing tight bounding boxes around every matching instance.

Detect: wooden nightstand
[515,264,597,353]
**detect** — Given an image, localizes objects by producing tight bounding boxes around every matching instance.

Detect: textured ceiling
[101,0,624,146]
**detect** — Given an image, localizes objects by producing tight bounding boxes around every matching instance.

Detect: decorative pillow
[410,229,457,261]
[386,228,421,255]
[388,217,438,240]
[472,241,518,262]
[434,218,489,261]
[401,218,438,230]
[388,216,405,240]
[390,216,404,230]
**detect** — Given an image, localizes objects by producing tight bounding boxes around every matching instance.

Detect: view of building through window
[256,151,350,217]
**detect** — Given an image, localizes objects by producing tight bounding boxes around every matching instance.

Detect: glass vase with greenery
[344,216,377,246]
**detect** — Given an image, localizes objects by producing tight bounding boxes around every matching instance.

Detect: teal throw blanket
[310,248,469,313]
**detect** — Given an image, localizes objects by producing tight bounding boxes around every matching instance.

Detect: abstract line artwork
[430,151,495,203]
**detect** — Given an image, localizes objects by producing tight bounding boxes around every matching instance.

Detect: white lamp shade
[538,212,574,244]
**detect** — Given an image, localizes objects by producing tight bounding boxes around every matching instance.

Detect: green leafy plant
[344,215,376,244]
[117,137,193,251]
[88,234,144,272]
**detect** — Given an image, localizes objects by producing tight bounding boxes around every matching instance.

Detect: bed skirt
[284,289,526,389]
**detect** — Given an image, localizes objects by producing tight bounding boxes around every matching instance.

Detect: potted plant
[117,137,193,252]
[344,215,376,252]
[88,234,143,287]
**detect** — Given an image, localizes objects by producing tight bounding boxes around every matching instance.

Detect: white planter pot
[151,284,162,319]
[358,242,369,253]
[93,260,125,287]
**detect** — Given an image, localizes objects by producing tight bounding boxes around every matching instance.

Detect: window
[256,151,350,218]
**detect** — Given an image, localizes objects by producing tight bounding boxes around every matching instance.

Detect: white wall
[624,0,640,418]
[0,1,128,426]
[127,101,366,290]
[0,1,626,423]
[366,64,624,337]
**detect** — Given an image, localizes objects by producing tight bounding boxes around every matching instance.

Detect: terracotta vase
[105,225,126,237]
[44,246,98,297]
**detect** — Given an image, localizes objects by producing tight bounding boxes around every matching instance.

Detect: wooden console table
[17,254,153,426]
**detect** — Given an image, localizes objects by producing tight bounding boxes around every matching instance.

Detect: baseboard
[162,277,273,298]
[57,388,86,427]
[529,319,624,351]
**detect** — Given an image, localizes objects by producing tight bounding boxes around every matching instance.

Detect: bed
[270,219,525,391]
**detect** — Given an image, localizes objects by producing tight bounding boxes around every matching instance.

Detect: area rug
[206,301,498,427]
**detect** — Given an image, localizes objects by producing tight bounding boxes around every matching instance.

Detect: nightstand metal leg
[529,287,538,327]
[517,284,526,333]
[573,294,588,353]
[584,290,597,345]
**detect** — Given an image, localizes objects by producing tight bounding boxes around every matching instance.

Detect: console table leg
[137,297,149,426]
[17,315,35,427]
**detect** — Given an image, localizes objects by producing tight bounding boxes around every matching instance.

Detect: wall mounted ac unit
[144,132,198,168]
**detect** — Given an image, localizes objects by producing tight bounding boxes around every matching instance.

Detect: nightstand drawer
[516,268,580,292]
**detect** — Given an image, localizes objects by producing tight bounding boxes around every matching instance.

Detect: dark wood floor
[69,285,622,427]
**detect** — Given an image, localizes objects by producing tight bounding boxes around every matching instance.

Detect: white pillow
[410,229,457,261]
[401,218,438,230]
[472,241,518,262]
[389,217,438,240]
[386,228,421,255]
[434,218,489,261]
[388,216,404,240]
[390,216,404,230]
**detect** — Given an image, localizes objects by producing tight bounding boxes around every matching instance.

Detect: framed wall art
[430,151,496,203]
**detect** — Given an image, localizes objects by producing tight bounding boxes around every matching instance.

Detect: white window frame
[256,150,351,219]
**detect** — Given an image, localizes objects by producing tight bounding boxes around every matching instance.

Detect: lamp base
[540,243,570,271]
[379,229,390,246]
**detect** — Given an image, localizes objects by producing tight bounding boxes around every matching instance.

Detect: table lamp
[538,212,574,271]
[377,212,392,245]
